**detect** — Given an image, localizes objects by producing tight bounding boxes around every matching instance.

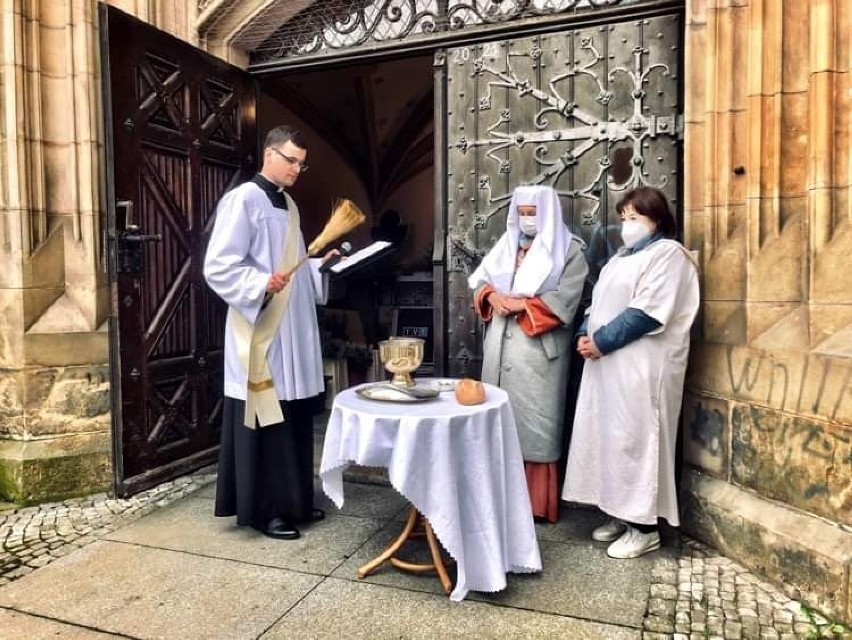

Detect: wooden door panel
[101,5,256,494]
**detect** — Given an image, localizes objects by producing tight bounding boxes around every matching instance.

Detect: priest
[204,125,335,540]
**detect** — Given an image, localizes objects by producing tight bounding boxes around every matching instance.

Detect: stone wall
[681,0,852,622]
[0,0,196,504]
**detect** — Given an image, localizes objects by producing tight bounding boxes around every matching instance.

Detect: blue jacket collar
[621,231,664,256]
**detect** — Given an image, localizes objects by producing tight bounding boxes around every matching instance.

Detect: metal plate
[355,384,440,403]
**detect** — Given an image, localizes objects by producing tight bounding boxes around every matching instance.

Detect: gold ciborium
[378,337,424,388]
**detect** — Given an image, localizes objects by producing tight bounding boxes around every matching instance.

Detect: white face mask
[518,216,538,237]
[621,220,652,248]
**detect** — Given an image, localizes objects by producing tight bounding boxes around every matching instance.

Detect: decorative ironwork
[460,36,678,228]
[442,15,681,377]
[247,0,645,65]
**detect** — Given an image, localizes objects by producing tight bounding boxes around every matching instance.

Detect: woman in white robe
[562,186,699,558]
[469,185,587,523]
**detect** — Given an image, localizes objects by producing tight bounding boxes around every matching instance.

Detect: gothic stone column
[682,0,852,623]
[0,0,114,503]
[0,1,202,504]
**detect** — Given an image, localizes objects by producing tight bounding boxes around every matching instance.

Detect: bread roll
[455,378,485,405]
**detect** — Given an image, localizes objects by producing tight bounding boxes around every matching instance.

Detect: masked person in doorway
[204,125,337,540]
[469,185,588,523]
[562,186,699,558]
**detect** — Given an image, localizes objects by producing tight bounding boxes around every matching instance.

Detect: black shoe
[302,508,325,523]
[261,517,300,540]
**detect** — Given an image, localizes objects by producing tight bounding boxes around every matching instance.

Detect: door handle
[108,199,162,273]
[117,199,134,230]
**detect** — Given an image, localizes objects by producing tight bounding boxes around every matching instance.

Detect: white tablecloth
[320,381,542,601]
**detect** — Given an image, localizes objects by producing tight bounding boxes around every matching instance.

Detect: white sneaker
[591,517,626,542]
[606,526,661,559]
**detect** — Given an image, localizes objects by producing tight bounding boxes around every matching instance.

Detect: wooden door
[100,6,257,495]
[437,13,683,377]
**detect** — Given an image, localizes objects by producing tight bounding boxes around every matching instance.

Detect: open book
[329,240,394,274]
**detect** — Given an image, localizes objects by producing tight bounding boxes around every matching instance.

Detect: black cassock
[214,396,318,527]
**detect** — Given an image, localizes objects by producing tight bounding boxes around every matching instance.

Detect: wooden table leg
[357,505,418,578]
[423,519,453,594]
[357,503,454,595]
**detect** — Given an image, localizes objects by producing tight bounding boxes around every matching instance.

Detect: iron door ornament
[441,14,682,378]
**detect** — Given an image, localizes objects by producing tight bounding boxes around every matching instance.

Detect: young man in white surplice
[204,125,338,541]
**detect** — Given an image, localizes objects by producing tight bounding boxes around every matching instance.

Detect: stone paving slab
[314,480,409,521]
[332,517,657,628]
[262,576,642,639]
[192,483,216,500]
[105,495,385,576]
[0,608,122,639]
[197,475,411,523]
[470,538,664,628]
[330,517,460,598]
[533,505,604,543]
[0,540,322,639]
[2,467,850,639]
[0,472,216,586]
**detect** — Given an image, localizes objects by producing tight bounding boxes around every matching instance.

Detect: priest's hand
[321,248,341,265]
[266,271,291,293]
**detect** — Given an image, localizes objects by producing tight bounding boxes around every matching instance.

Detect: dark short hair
[616,186,677,238]
[263,125,307,150]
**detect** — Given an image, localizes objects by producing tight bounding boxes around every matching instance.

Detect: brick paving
[0,471,849,639]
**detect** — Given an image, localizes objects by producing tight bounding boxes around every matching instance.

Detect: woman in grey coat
[469,185,588,522]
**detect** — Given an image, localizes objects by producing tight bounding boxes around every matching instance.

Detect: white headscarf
[468,185,573,296]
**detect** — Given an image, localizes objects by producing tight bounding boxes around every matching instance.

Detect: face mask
[518,216,538,237]
[621,220,652,248]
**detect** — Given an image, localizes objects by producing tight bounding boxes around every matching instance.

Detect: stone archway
[196,0,314,65]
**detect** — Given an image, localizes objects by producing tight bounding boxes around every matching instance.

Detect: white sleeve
[308,258,328,305]
[629,242,697,332]
[203,190,269,325]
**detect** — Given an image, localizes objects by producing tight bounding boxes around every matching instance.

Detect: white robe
[562,239,699,526]
[204,182,327,402]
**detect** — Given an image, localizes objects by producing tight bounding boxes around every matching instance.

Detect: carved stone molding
[685,0,852,353]
[0,2,110,341]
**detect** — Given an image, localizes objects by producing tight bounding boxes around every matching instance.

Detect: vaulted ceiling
[259,55,434,212]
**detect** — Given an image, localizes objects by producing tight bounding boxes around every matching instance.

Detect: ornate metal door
[439,13,682,377]
[100,6,257,495]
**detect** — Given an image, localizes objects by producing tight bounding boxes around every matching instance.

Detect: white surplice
[204,182,327,402]
[562,239,699,526]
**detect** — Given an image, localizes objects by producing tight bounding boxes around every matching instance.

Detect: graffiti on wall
[688,400,725,457]
[731,404,851,523]
[685,344,852,522]
[719,346,852,423]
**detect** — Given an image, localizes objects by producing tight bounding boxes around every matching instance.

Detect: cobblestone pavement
[0,473,849,639]
[0,470,216,587]
[645,539,850,640]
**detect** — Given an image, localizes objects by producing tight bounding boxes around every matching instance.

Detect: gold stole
[229,196,300,428]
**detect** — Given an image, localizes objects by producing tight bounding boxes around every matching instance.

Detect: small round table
[319,381,542,601]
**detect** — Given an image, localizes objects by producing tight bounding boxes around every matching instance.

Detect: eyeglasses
[271,147,309,172]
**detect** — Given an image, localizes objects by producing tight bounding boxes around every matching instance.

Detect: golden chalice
[378,337,424,388]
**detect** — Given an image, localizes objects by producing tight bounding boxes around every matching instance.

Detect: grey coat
[477,238,588,462]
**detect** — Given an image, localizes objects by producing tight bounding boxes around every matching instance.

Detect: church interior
[256,54,437,382]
